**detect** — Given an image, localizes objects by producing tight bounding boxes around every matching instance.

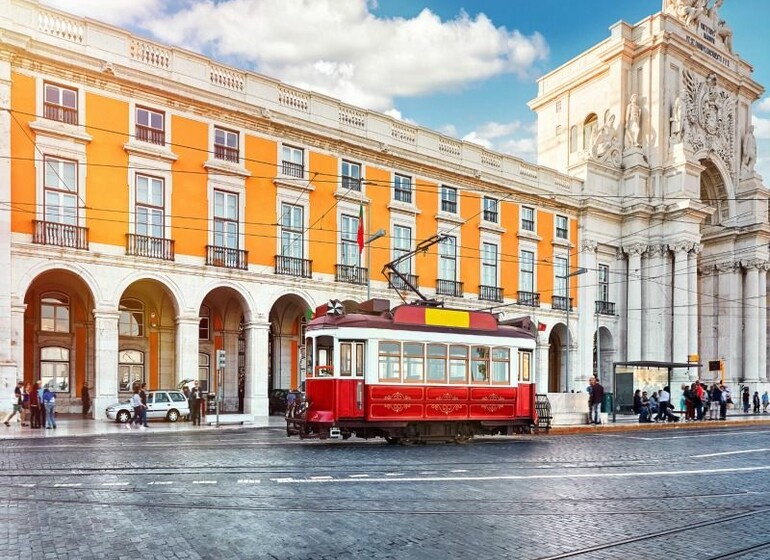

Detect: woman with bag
[42,386,56,429]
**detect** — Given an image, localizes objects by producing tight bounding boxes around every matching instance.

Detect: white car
[106,390,190,423]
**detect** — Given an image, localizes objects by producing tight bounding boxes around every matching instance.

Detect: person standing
[741,387,750,414]
[588,376,604,425]
[37,380,46,429]
[762,391,769,413]
[29,382,41,429]
[42,386,56,429]
[3,381,23,427]
[752,391,760,414]
[81,383,91,417]
[189,381,201,426]
[708,383,722,420]
[182,384,191,421]
[656,386,671,422]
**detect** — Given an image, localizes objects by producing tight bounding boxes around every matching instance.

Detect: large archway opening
[269,294,312,393]
[548,324,567,393]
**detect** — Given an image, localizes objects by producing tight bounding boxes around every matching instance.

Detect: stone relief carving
[624,94,642,149]
[627,243,647,256]
[647,244,666,258]
[590,110,621,167]
[666,1,733,51]
[684,70,735,177]
[669,89,685,146]
[671,240,694,253]
[715,261,739,273]
[581,239,598,252]
[741,125,757,178]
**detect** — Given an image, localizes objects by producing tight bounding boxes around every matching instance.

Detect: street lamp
[366,229,386,299]
[563,266,587,392]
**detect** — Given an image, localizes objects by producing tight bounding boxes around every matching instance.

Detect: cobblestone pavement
[2,425,770,559]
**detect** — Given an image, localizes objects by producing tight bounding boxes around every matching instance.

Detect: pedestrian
[708,383,722,420]
[720,384,731,420]
[29,382,41,429]
[37,380,46,429]
[42,385,56,429]
[649,391,660,417]
[20,382,30,426]
[139,383,149,428]
[639,391,653,423]
[189,381,201,426]
[656,386,679,423]
[752,391,760,414]
[127,385,144,430]
[588,376,604,425]
[182,384,191,421]
[632,389,642,416]
[692,382,704,421]
[742,387,750,413]
[683,384,694,421]
[81,383,91,417]
[762,391,769,413]
[3,381,24,427]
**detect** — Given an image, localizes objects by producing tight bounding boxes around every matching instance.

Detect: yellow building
[0,0,585,417]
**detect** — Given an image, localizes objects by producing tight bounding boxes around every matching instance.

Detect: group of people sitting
[633,386,680,423]
[633,381,741,423]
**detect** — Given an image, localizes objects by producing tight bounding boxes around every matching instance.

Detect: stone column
[10,303,26,380]
[243,318,270,417]
[92,310,120,419]
[698,265,716,372]
[688,244,701,369]
[578,240,597,386]
[645,245,665,361]
[671,242,690,366]
[627,243,644,361]
[175,314,200,385]
[743,261,761,382]
[761,263,768,381]
[717,262,742,384]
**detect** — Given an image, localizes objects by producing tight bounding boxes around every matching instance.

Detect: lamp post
[366,229,386,299]
[563,266,587,393]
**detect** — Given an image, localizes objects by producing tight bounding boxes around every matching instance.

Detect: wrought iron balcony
[135,124,165,145]
[389,272,419,291]
[214,144,239,163]
[275,255,312,278]
[206,245,248,270]
[44,102,78,125]
[341,176,361,191]
[126,234,175,261]
[33,220,89,250]
[281,161,304,178]
[517,290,541,308]
[479,285,503,303]
[436,279,464,297]
[336,264,367,285]
[552,295,573,311]
[595,300,616,316]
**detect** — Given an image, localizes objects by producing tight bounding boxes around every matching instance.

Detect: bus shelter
[611,361,702,422]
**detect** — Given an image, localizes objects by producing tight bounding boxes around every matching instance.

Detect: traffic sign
[216,349,226,370]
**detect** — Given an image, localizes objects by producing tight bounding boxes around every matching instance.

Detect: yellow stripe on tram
[425,308,470,328]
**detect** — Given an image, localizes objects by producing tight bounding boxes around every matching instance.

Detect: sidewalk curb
[546,416,770,436]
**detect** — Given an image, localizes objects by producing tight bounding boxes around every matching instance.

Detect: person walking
[752,391,760,414]
[588,376,604,425]
[127,385,144,430]
[741,387,750,414]
[762,391,769,413]
[3,381,24,427]
[42,386,56,429]
[189,381,202,426]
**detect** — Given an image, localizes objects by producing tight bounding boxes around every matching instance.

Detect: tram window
[491,347,510,384]
[378,341,401,381]
[354,343,364,377]
[519,350,532,382]
[426,344,447,383]
[471,346,490,383]
[403,342,425,382]
[448,345,468,383]
[340,343,352,376]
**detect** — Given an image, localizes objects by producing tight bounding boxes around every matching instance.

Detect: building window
[198,353,210,393]
[521,206,535,232]
[481,242,498,287]
[570,126,578,154]
[394,174,412,204]
[40,292,70,333]
[483,197,498,223]
[214,190,239,249]
[199,305,210,340]
[341,160,362,191]
[41,346,70,392]
[441,186,457,214]
[556,215,568,239]
[438,235,457,281]
[554,256,567,298]
[340,213,360,266]
[520,250,535,292]
[136,106,165,145]
[280,203,304,258]
[44,82,78,125]
[214,127,239,163]
[118,349,144,392]
[281,145,304,178]
[119,299,144,337]
[598,264,610,302]
[555,100,562,113]
[583,114,598,150]
[136,174,164,238]
[44,156,78,225]
[393,225,412,274]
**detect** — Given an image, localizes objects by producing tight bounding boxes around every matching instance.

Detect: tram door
[337,341,365,418]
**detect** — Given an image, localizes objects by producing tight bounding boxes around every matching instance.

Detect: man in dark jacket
[589,376,604,424]
[189,381,202,426]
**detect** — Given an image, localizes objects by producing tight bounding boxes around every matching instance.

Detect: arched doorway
[548,324,567,393]
[593,326,615,385]
[269,294,312,392]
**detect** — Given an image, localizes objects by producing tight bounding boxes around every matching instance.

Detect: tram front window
[378,341,401,381]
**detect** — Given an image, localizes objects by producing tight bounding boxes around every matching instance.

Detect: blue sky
[42,0,770,176]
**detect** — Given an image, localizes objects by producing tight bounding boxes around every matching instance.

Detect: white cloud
[45,0,548,113]
[753,116,770,139]
[758,97,770,113]
[461,119,536,160]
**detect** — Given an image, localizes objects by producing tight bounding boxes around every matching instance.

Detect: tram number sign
[216,349,226,370]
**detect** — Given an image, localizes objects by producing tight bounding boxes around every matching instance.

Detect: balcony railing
[595,300,616,316]
[44,102,78,125]
[126,233,175,261]
[477,285,502,302]
[341,176,361,191]
[33,220,89,250]
[483,210,498,223]
[281,161,304,178]
[389,272,419,291]
[214,144,239,163]
[335,264,367,285]
[441,200,457,214]
[436,279,463,297]
[135,124,165,145]
[517,290,541,308]
[275,255,312,278]
[206,245,248,270]
[552,295,573,311]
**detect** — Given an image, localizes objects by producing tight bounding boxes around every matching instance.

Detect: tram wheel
[384,436,400,445]
[454,435,471,444]
[400,438,415,446]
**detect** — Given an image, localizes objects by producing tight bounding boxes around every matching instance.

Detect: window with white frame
[280,203,304,258]
[481,242,498,287]
[483,197,498,223]
[198,352,210,392]
[118,349,144,392]
[119,299,144,337]
[136,106,165,145]
[135,174,164,238]
[340,213,360,266]
[598,264,610,301]
[393,225,412,274]
[41,346,70,392]
[44,82,78,125]
[40,292,70,333]
[441,186,457,214]
[554,256,568,298]
[520,250,535,292]
[214,190,239,249]
[44,156,78,225]
[199,305,210,340]
[521,206,535,232]
[341,160,362,191]
[438,235,457,281]
[394,174,412,203]
[214,127,239,163]
[281,145,304,178]
[556,215,568,240]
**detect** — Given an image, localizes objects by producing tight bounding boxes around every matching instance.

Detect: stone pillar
[244,319,270,417]
[578,240,597,386]
[743,261,761,382]
[717,262,742,384]
[645,245,665,361]
[175,314,200,385]
[10,303,26,380]
[534,340,549,391]
[688,245,701,369]
[671,242,690,366]
[698,266,716,372]
[760,264,768,381]
[92,310,120,419]
[627,243,644,361]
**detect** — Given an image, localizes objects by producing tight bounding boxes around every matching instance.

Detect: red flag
[357,203,365,254]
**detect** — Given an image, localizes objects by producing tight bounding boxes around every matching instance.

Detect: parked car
[106,389,190,423]
[268,389,289,415]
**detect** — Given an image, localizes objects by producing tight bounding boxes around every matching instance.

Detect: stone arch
[548,322,574,393]
[111,272,184,317]
[15,260,103,306]
[189,279,257,322]
[269,292,314,393]
[697,154,736,227]
[583,113,598,151]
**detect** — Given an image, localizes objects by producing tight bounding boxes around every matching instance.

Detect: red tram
[287,299,543,444]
